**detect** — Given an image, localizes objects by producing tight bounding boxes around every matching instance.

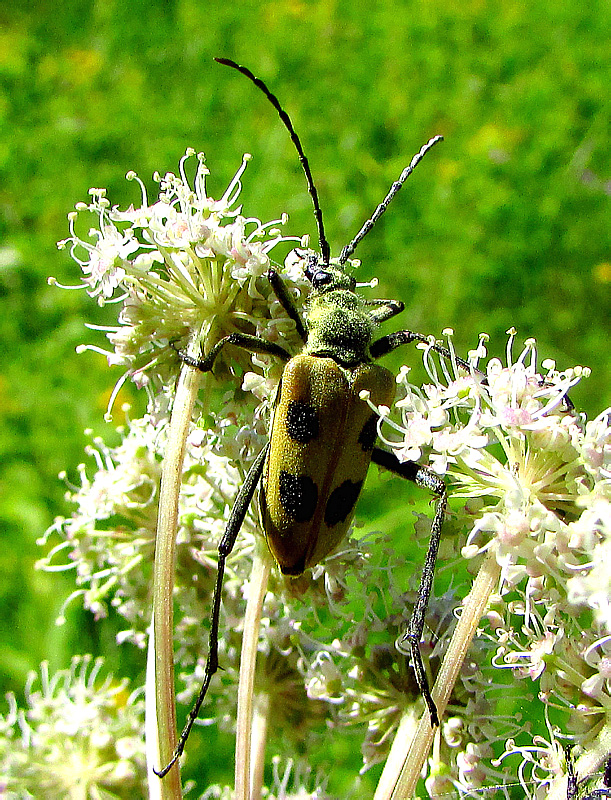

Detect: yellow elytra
[261,353,395,575]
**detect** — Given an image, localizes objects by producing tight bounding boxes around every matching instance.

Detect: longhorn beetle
[156,58,475,777]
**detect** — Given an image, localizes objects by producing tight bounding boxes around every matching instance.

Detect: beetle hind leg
[401,463,446,727]
[371,447,447,727]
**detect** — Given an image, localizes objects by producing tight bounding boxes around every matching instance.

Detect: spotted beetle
[156,58,475,777]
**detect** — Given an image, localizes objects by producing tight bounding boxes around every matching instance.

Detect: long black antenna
[338,134,443,265]
[215,58,331,265]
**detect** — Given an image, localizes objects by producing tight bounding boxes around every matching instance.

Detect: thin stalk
[146,613,162,800]
[148,355,203,799]
[373,709,419,800]
[250,693,271,800]
[375,550,501,799]
[235,545,273,800]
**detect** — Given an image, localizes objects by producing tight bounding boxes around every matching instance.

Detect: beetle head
[296,249,357,294]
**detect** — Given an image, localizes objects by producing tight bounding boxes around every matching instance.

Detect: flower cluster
[55,150,308,412]
[33,318,611,797]
[366,329,611,796]
[0,657,146,798]
[21,149,610,797]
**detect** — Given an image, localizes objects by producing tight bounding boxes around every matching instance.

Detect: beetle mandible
[156,58,474,777]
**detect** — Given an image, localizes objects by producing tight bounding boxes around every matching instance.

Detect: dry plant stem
[146,613,162,800]
[150,358,202,799]
[393,551,501,799]
[373,709,419,800]
[235,545,273,800]
[250,693,271,800]
[375,550,501,800]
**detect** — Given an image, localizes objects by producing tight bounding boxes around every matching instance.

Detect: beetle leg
[566,746,579,799]
[365,298,405,324]
[267,268,307,342]
[370,329,473,373]
[372,331,575,412]
[371,446,447,727]
[155,443,269,778]
[179,332,291,372]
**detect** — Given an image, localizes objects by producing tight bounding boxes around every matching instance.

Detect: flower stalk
[46,150,305,795]
[380,550,501,799]
[235,544,273,800]
[151,352,202,794]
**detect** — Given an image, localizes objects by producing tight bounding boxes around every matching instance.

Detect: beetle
[156,58,474,777]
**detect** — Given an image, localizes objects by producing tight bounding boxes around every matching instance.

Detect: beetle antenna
[339,134,443,265]
[215,58,331,265]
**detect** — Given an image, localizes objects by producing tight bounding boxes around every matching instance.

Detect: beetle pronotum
[156,58,473,777]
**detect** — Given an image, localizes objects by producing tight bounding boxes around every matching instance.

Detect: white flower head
[55,151,307,414]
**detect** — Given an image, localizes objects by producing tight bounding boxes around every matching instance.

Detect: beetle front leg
[267,268,307,342]
[370,329,472,373]
[179,332,291,373]
[365,298,405,325]
[371,446,447,727]
[155,443,269,778]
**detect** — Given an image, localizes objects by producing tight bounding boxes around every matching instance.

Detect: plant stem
[373,710,419,800]
[148,357,202,799]
[250,692,271,800]
[375,550,501,799]
[235,545,273,800]
[146,613,162,800]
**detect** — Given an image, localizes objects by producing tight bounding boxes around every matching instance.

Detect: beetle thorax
[304,290,375,367]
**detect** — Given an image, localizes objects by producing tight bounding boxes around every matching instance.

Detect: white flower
[55,151,306,412]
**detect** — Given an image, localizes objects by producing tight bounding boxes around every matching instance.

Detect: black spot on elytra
[358,413,378,451]
[324,479,363,526]
[286,401,320,443]
[279,471,318,522]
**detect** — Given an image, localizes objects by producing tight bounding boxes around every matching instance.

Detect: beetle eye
[304,255,332,288]
[311,270,332,289]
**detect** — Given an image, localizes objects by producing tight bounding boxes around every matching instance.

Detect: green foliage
[0,0,608,793]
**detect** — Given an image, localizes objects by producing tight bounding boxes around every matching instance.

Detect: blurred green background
[0,0,608,794]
